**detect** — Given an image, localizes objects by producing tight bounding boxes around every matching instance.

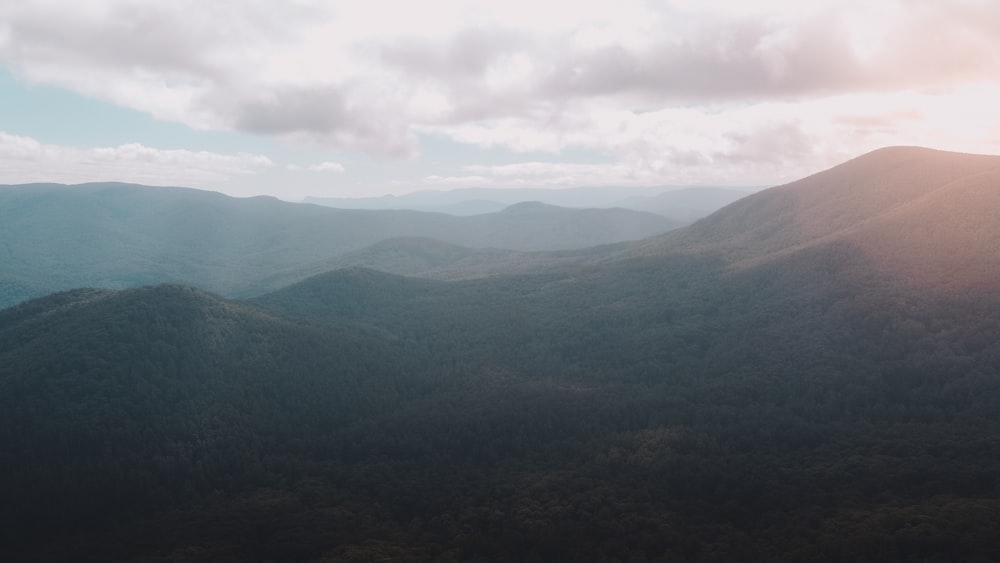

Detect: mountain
[643,146,999,258]
[481,201,675,249]
[611,186,753,224]
[304,185,754,223]
[0,183,676,308]
[304,185,675,212]
[5,147,1000,561]
[304,236,625,280]
[305,194,511,215]
[634,146,1000,288]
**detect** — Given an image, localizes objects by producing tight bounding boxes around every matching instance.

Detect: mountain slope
[0,284,422,550]
[632,146,1000,289]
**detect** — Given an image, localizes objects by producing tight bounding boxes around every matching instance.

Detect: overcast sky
[1,0,999,199]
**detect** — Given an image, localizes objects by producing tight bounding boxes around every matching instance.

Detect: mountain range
[303,185,754,218]
[3,147,1000,562]
[0,184,677,308]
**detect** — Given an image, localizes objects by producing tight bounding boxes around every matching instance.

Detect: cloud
[424,174,489,186]
[1,0,1000,174]
[436,80,1000,189]
[287,161,346,172]
[224,86,417,157]
[0,132,272,186]
[309,161,346,173]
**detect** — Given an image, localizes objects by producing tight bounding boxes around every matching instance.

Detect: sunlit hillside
[635,147,1000,290]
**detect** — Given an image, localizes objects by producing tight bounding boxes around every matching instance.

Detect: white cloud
[439,81,1000,189]
[0,132,272,186]
[424,174,490,186]
[2,1,1000,186]
[287,161,346,173]
[308,161,345,172]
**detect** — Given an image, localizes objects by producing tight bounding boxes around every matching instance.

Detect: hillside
[0,183,675,308]
[0,284,423,555]
[636,147,1000,276]
[8,255,1000,562]
[6,147,1000,561]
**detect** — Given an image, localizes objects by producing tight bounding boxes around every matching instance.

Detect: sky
[1,0,999,200]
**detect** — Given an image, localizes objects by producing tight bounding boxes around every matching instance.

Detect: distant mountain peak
[500,201,560,214]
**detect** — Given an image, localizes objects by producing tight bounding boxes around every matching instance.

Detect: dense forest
[2,147,1000,561]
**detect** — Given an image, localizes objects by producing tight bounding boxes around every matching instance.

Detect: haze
[2,0,999,199]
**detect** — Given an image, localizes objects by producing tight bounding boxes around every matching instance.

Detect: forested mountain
[0,183,675,308]
[638,146,1000,268]
[4,147,1000,561]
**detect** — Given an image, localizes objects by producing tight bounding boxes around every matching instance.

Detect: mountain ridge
[0,182,676,308]
[629,146,1000,290]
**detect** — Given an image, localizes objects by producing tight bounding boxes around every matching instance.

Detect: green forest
[3,241,1000,562]
[3,148,1000,561]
